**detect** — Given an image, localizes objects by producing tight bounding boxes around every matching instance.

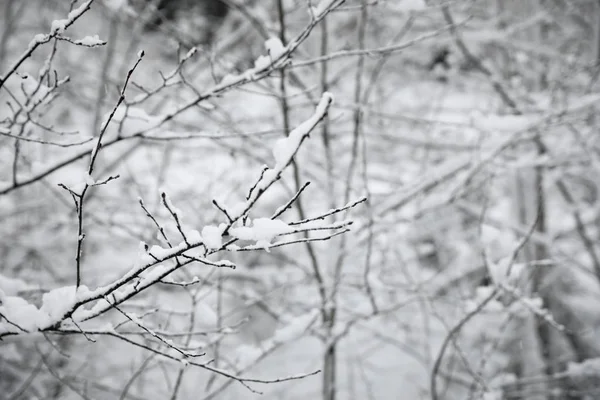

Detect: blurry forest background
[3,0,600,399]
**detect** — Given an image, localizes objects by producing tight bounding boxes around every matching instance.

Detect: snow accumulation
[74,35,106,47]
[50,19,67,35]
[0,285,89,334]
[273,92,334,170]
[202,225,224,249]
[219,73,239,86]
[254,55,271,71]
[254,38,286,70]
[0,296,45,332]
[185,229,202,243]
[265,37,285,60]
[50,0,91,34]
[40,286,79,321]
[220,37,288,85]
[149,245,172,259]
[28,34,48,51]
[230,218,292,243]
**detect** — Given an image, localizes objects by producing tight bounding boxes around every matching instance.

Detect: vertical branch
[441,5,555,398]
[92,10,120,133]
[0,0,24,71]
[72,52,144,288]
[12,132,20,186]
[275,0,326,307]
[275,1,331,398]
[334,0,369,295]
[169,289,199,400]
[205,270,224,392]
[319,14,335,210]
[596,0,600,65]
[343,3,368,204]
[357,15,414,315]
[325,4,370,400]
[513,150,549,400]
[359,121,377,313]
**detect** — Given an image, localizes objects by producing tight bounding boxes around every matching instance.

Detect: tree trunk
[512,165,549,400]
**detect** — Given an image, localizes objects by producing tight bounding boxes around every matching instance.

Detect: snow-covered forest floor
[3,0,600,399]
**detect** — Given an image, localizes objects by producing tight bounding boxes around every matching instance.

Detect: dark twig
[271,181,311,219]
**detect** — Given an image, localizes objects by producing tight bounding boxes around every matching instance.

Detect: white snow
[28,34,48,51]
[185,229,202,243]
[0,285,87,334]
[0,295,45,332]
[227,244,240,251]
[68,1,92,21]
[40,286,78,321]
[272,92,333,170]
[215,259,236,268]
[74,35,106,47]
[185,47,197,59]
[219,73,241,86]
[257,169,278,191]
[228,202,248,220]
[201,225,223,249]
[230,218,292,245]
[149,245,171,259]
[265,37,285,59]
[253,55,271,71]
[51,19,68,34]
[272,137,296,170]
[248,37,286,76]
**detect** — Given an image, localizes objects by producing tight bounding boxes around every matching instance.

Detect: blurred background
[3,0,600,399]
